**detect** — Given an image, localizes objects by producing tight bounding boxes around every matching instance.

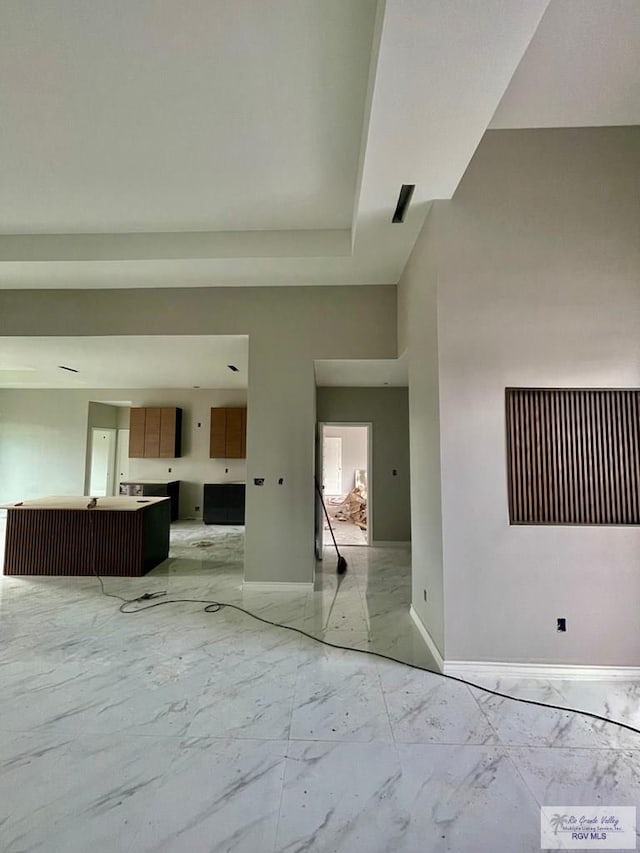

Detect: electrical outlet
[557,617,567,632]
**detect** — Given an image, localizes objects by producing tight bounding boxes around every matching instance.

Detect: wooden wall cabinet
[129,407,183,458]
[210,407,247,458]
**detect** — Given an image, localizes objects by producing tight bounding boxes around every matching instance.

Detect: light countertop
[120,480,179,485]
[2,496,170,512]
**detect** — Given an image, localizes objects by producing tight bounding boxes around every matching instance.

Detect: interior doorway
[88,428,117,496]
[319,423,371,547]
[115,429,130,485]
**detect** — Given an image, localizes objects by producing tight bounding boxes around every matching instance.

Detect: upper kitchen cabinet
[129,407,183,458]
[210,407,246,458]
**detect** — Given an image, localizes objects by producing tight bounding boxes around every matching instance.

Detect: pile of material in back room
[329,469,367,530]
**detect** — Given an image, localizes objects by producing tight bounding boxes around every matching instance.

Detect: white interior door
[89,429,117,496]
[323,436,342,495]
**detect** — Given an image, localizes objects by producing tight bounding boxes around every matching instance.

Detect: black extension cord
[94,576,640,739]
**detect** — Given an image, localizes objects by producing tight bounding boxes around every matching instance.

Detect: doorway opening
[88,428,117,496]
[320,423,371,547]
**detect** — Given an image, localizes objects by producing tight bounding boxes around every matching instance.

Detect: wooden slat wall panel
[506,388,640,525]
[3,509,145,576]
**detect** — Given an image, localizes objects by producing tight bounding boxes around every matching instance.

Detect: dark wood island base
[2,496,171,577]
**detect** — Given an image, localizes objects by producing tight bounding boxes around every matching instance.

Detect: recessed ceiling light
[228,365,239,372]
[58,365,79,373]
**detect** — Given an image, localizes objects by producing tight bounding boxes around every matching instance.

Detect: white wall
[323,425,367,495]
[404,126,640,667]
[0,390,90,502]
[0,285,397,583]
[316,387,411,542]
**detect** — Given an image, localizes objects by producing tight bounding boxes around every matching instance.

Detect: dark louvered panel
[506,388,640,526]
[3,508,156,576]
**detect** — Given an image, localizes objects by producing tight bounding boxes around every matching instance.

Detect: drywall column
[437,128,640,667]
[398,205,445,659]
[244,334,316,585]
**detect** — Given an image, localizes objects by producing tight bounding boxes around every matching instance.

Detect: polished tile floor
[0,518,638,851]
[323,503,367,546]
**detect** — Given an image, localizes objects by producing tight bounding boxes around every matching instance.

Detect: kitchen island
[2,496,170,576]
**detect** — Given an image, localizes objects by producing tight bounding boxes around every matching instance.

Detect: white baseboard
[443,660,640,682]
[409,605,444,671]
[242,581,314,592]
[371,540,411,548]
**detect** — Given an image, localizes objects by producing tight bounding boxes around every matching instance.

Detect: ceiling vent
[392,184,415,223]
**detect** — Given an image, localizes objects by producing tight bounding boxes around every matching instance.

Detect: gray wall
[404,126,640,667]
[316,387,411,542]
[0,285,397,583]
[397,208,444,652]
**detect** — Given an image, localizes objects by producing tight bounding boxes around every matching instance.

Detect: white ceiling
[0,0,637,290]
[314,356,407,388]
[0,336,248,388]
[491,0,640,129]
[0,0,374,234]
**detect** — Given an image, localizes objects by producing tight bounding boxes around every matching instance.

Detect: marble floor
[323,515,367,547]
[0,517,639,851]
[323,500,368,546]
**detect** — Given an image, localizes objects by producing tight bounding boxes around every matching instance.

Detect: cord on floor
[91,578,640,739]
